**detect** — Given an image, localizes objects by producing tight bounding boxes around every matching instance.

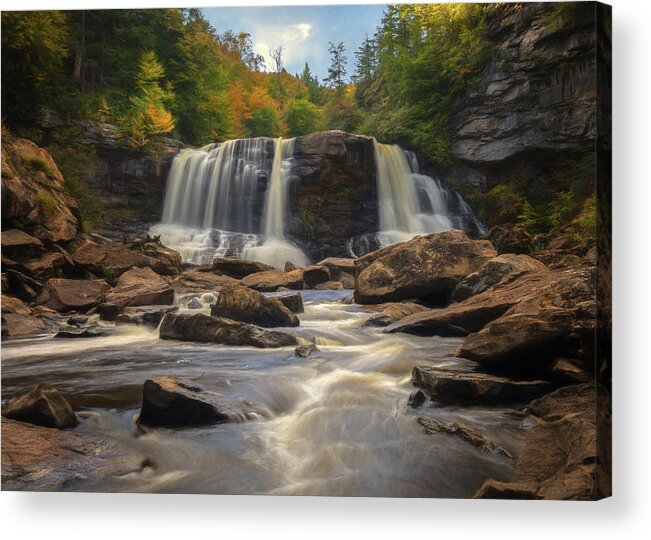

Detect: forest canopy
[1,5,491,164]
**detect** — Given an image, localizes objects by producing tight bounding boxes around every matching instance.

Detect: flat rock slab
[241,269,304,292]
[104,266,174,308]
[138,376,230,427]
[3,383,78,429]
[411,366,550,405]
[2,313,57,338]
[36,278,110,312]
[211,257,274,278]
[159,313,298,348]
[1,417,119,491]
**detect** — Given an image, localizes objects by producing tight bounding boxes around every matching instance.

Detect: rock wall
[444,2,599,188]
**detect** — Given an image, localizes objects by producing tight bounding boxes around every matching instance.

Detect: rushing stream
[1,290,524,496]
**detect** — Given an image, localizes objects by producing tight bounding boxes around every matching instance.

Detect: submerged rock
[115,305,178,327]
[55,327,109,338]
[138,376,230,427]
[36,278,110,312]
[104,266,174,308]
[159,313,297,348]
[475,384,611,500]
[418,416,514,460]
[3,383,78,429]
[210,283,299,328]
[407,389,427,408]
[354,230,496,304]
[411,367,549,405]
[295,343,320,357]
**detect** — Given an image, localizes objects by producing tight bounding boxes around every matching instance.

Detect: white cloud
[250,22,313,72]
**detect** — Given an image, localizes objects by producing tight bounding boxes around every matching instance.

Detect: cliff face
[447,2,598,186]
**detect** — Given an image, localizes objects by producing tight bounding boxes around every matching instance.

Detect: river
[1,290,524,496]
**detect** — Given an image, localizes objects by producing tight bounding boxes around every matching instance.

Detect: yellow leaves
[144,105,175,135]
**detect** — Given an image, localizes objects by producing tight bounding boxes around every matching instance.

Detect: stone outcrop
[211,257,275,279]
[2,384,78,429]
[450,253,548,302]
[159,313,297,348]
[474,384,611,500]
[1,128,81,242]
[354,231,496,304]
[104,266,174,308]
[36,278,109,312]
[210,283,299,328]
[138,376,230,427]
[411,367,549,406]
[1,229,44,258]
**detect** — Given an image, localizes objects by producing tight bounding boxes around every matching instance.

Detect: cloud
[250,22,313,72]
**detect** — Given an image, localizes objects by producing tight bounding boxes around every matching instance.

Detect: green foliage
[324,42,347,90]
[100,265,119,284]
[297,63,325,105]
[285,99,320,137]
[544,2,587,31]
[244,105,281,138]
[299,209,315,239]
[21,155,55,178]
[35,191,58,212]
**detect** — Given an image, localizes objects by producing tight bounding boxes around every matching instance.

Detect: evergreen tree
[297,62,324,105]
[352,34,377,84]
[323,41,347,90]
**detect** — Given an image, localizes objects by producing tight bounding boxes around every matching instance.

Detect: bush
[21,154,55,177]
[285,99,320,137]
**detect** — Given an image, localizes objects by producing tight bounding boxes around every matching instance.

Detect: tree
[352,34,377,84]
[269,45,285,73]
[122,50,175,147]
[285,99,320,136]
[323,41,347,90]
[297,62,324,105]
[244,104,281,137]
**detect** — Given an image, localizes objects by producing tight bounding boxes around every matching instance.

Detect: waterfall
[150,137,307,268]
[369,139,484,249]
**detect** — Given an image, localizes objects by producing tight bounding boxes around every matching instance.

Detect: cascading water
[150,137,307,268]
[346,140,485,256]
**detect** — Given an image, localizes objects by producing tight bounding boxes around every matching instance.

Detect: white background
[1,0,649,538]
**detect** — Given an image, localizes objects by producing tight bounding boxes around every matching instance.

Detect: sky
[202,4,388,81]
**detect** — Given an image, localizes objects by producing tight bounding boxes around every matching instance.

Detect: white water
[152,137,307,268]
[372,140,483,248]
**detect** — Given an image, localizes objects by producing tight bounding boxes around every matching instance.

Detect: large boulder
[1,128,80,242]
[72,239,181,279]
[2,313,57,339]
[241,269,304,292]
[104,267,174,308]
[2,384,78,429]
[362,302,429,327]
[211,257,274,279]
[302,265,331,288]
[411,367,549,405]
[275,292,304,314]
[17,250,74,281]
[159,313,297,348]
[167,266,238,293]
[481,225,533,255]
[210,283,299,327]
[475,384,611,500]
[450,253,548,302]
[1,294,32,315]
[36,278,109,312]
[316,257,357,279]
[138,376,230,427]
[354,231,496,304]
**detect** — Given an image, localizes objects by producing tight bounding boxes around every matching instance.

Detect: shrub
[21,154,55,177]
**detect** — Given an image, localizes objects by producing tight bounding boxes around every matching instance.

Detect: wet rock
[314,280,344,290]
[550,358,593,384]
[1,417,118,491]
[339,272,355,289]
[168,267,237,293]
[159,313,298,348]
[408,389,427,408]
[96,302,121,321]
[1,229,44,258]
[187,297,202,309]
[211,283,299,328]
[284,261,300,272]
[302,265,331,288]
[412,367,549,405]
[115,305,179,328]
[2,384,78,429]
[362,302,429,328]
[137,239,182,275]
[418,416,514,460]
[67,315,88,327]
[36,278,109,312]
[212,257,274,279]
[241,269,304,292]
[138,376,230,427]
[450,254,548,302]
[55,327,109,338]
[1,313,57,338]
[1,294,32,315]
[295,343,320,357]
[354,230,496,304]
[104,266,174,308]
[474,384,611,500]
[275,292,304,313]
[316,257,357,279]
